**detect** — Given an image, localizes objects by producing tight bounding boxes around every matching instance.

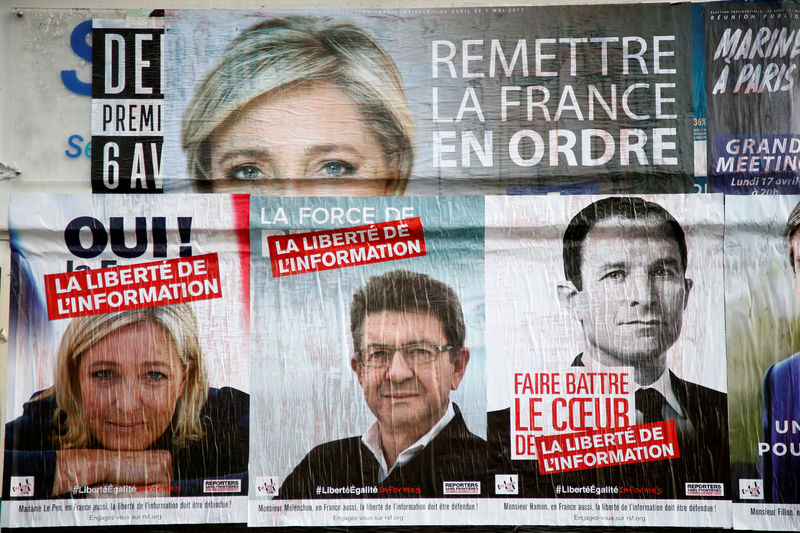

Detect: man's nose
[386,349,415,381]
[627,273,656,306]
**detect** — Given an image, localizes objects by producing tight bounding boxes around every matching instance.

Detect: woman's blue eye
[229,164,263,180]
[321,161,355,177]
[92,370,113,380]
[145,371,167,381]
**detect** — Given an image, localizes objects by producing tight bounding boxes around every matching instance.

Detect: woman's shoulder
[176,387,249,478]
[6,390,58,448]
[202,387,249,420]
[13,390,57,422]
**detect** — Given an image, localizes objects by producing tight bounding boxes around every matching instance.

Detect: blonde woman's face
[208,83,395,195]
[79,322,187,451]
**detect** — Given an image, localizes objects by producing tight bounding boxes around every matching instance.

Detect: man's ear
[556,280,584,320]
[791,238,800,295]
[683,277,694,309]
[350,357,362,382]
[449,347,470,391]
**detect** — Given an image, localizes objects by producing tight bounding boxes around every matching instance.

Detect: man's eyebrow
[216,148,271,167]
[596,261,626,271]
[366,340,438,346]
[652,257,682,269]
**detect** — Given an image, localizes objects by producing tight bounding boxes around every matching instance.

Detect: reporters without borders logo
[739,479,764,500]
[203,479,242,493]
[255,476,279,497]
[443,481,481,495]
[495,475,519,495]
[685,482,724,497]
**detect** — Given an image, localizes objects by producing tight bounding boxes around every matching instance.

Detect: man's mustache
[379,381,423,396]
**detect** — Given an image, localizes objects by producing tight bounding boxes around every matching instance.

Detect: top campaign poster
[706,2,800,193]
[247,196,486,527]
[3,194,250,527]
[149,5,693,196]
[725,195,800,530]
[483,194,729,528]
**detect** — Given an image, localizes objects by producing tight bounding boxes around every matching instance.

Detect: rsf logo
[10,476,34,497]
[739,479,763,500]
[255,476,279,497]
[495,474,518,495]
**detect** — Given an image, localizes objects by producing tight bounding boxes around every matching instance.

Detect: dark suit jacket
[762,352,800,503]
[280,405,486,498]
[488,356,730,499]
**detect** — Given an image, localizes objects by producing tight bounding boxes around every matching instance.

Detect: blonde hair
[182,16,414,194]
[48,304,208,449]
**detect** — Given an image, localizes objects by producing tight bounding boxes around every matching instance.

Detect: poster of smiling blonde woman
[3,195,250,528]
[484,194,729,528]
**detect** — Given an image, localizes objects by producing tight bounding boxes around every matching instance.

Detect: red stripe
[232,194,250,335]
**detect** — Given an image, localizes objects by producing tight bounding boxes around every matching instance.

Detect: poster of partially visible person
[248,196,486,526]
[3,195,251,528]
[163,5,694,195]
[484,195,728,528]
[705,2,800,193]
[166,12,413,196]
[726,195,800,529]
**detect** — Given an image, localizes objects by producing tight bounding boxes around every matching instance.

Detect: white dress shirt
[361,401,456,482]
[582,354,693,434]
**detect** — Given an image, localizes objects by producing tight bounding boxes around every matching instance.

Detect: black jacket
[280,405,486,498]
